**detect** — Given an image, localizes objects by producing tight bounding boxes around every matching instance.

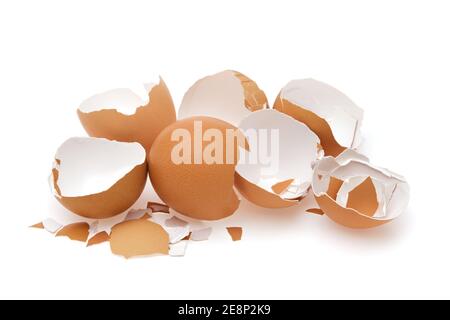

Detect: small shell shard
[226,227,243,241]
[43,218,63,234]
[86,231,110,247]
[190,228,212,241]
[147,202,170,213]
[56,222,90,242]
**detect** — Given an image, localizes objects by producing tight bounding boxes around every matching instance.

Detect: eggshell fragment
[147,201,170,213]
[148,117,241,220]
[56,222,90,242]
[165,216,188,228]
[312,150,409,228]
[110,219,169,258]
[148,213,190,244]
[86,231,110,247]
[78,77,176,151]
[235,110,321,208]
[274,79,363,157]
[179,70,268,126]
[305,208,324,215]
[191,228,212,241]
[169,241,188,257]
[50,137,147,219]
[42,218,62,234]
[30,222,44,229]
[226,227,242,241]
[125,209,152,221]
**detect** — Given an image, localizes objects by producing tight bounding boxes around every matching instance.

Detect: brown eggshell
[234,173,297,208]
[315,194,388,229]
[178,70,268,127]
[87,231,110,247]
[55,222,90,242]
[274,95,345,157]
[234,109,320,208]
[50,138,148,219]
[273,79,364,157]
[78,77,176,151]
[312,150,410,229]
[110,219,169,258]
[148,117,241,220]
[226,227,243,241]
[53,163,147,219]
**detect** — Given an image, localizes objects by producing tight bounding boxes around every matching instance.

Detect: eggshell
[147,201,170,213]
[226,227,242,241]
[274,79,363,157]
[50,137,147,219]
[169,240,188,257]
[148,117,241,220]
[178,70,268,126]
[78,77,176,151]
[55,222,90,242]
[235,109,321,208]
[109,219,169,258]
[86,231,110,247]
[312,149,409,228]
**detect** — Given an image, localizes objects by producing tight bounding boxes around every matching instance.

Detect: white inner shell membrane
[313,158,409,220]
[335,176,387,218]
[53,137,146,197]
[280,79,364,148]
[78,82,157,116]
[178,70,262,127]
[236,109,320,199]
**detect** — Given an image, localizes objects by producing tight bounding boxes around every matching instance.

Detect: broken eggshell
[312,149,409,228]
[148,117,242,221]
[235,109,321,208]
[274,79,363,157]
[50,137,147,219]
[110,219,169,258]
[178,70,268,127]
[77,77,176,151]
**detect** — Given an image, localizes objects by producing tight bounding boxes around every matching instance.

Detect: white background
[0,0,449,299]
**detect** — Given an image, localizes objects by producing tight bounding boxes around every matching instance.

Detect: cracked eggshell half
[50,137,147,219]
[274,79,363,157]
[148,116,241,220]
[77,77,176,151]
[312,149,409,228]
[235,109,321,208]
[178,70,268,127]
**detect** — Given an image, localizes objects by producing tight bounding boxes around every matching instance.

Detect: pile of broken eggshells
[31,70,410,259]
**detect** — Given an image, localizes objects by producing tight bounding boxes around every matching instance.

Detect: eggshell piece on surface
[50,137,147,219]
[312,149,409,228]
[274,79,363,157]
[86,231,110,247]
[148,117,241,220]
[226,227,242,241]
[146,201,170,213]
[169,240,188,257]
[78,77,176,151]
[190,228,212,241]
[235,110,320,208]
[110,219,169,258]
[55,222,90,242]
[42,218,63,233]
[179,70,268,127]
[30,222,44,229]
